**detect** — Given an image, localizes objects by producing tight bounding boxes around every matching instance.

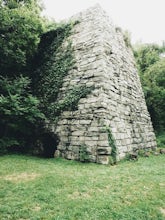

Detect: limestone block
[71,120,80,125]
[97,155,109,164]
[58,119,68,125]
[80,120,91,125]
[99,133,108,141]
[88,126,99,132]
[61,111,72,118]
[85,136,99,141]
[70,136,80,142]
[61,136,69,142]
[66,151,77,160]
[84,140,98,147]
[97,140,109,147]
[72,131,85,136]
[88,155,97,162]
[94,109,108,114]
[57,145,67,151]
[118,152,126,160]
[86,97,98,103]
[54,150,61,158]
[86,81,94,87]
[97,147,111,155]
[78,98,86,104]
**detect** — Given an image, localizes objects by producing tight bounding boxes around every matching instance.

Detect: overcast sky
[42,0,164,45]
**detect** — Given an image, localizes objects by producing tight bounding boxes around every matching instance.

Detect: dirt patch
[3,172,40,183]
[160,207,165,216]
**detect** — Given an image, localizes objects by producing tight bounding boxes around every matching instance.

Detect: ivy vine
[49,85,93,117]
[32,21,92,122]
[105,126,117,164]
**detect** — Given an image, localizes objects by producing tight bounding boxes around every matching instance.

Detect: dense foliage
[134,43,165,132]
[31,24,75,119]
[0,0,45,75]
[0,0,46,154]
[0,76,44,153]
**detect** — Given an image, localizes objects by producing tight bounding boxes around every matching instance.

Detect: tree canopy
[134,43,165,131]
[0,0,45,75]
[0,0,46,154]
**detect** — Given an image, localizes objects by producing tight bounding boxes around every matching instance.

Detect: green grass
[0,155,165,220]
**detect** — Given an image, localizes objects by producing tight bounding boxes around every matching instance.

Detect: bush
[0,76,45,154]
[156,132,165,148]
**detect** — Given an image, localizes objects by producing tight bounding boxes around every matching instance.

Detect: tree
[0,0,45,76]
[134,44,162,75]
[134,43,165,131]
[0,76,45,154]
[0,0,47,154]
[143,58,165,130]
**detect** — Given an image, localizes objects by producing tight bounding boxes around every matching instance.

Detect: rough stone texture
[53,5,157,164]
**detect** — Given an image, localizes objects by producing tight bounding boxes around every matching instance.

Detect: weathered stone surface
[97,155,110,165]
[97,147,112,155]
[51,4,157,164]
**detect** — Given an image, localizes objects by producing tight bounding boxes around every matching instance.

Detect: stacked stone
[54,4,157,164]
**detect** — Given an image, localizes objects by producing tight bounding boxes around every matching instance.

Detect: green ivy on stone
[105,126,117,164]
[49,86,93,117]
[32,21,92,122]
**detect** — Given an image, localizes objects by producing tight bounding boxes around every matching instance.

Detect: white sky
[42,0,165,45]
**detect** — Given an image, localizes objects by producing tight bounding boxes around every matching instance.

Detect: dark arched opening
[42,132,59,158]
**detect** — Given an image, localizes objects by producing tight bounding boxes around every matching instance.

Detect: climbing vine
[32,21,92,122]
[79,145,90,162]
[50,86,93,117]
[105,126,117,165]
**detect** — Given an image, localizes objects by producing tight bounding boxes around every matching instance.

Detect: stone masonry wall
[53,5,157,164]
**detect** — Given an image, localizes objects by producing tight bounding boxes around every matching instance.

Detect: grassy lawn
[0,154,165,220]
